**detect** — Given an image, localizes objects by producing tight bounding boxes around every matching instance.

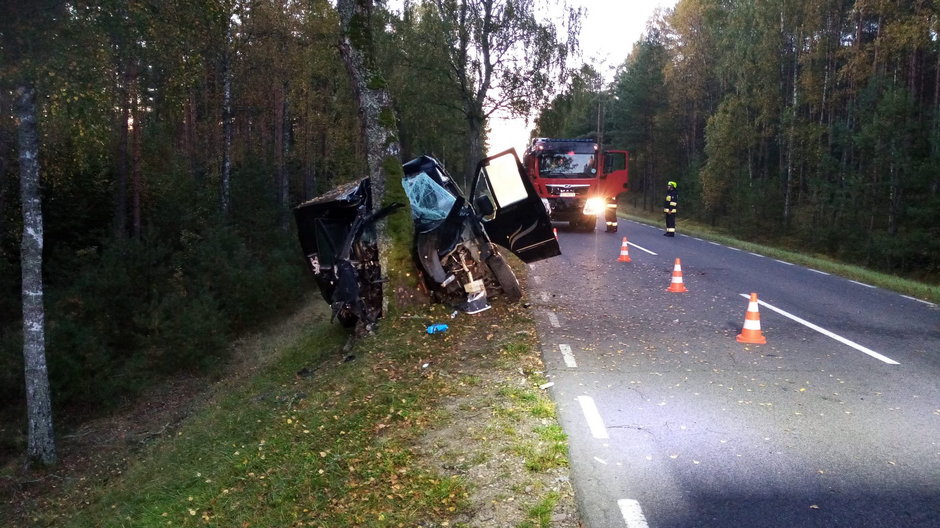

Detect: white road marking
[576,395,608,439]
[617,498,650,528]
[708,241,721,246]
[901,295,935,306]
[548,312,561,328]
[594,456,608,465]
[628,241,657,256]
[738,294,899,365]
[728,247,741,252]
[748,252,764,257]
[540,291,550,302]
[809,269,830,275]
[559,344,577,368]
[533,275,542,285]
[849,279,876,289]
[774,259,794,266]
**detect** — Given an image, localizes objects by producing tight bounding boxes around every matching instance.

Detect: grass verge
[3,292,576,528]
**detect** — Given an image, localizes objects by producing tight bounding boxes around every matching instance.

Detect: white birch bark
[15,85,56,467]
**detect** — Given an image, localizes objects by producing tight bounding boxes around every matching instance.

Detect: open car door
[470,149,561,263]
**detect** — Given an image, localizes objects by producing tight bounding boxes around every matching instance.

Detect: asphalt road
[528,219,940,528]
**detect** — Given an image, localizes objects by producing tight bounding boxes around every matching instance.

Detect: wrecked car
[293,148,560,328]
[292,178,401,328]
[402,148,561,314]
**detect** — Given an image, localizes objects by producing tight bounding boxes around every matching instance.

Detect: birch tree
[336,0,409,321]
[426,0,581,187]
[15,85,56,467]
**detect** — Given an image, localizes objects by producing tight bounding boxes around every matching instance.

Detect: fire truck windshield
[538,152,597,178]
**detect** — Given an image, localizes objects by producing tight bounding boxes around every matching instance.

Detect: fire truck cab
[522,138,629,232]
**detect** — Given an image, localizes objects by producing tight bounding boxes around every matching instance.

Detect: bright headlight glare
[583,197,605,215]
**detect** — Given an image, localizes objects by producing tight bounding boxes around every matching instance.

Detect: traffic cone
[736,293,767,344]
[666,258,688,292]
[553,227,558,239]
[617,237,632,262]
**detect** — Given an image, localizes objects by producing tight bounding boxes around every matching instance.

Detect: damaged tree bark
[336,0,404,318]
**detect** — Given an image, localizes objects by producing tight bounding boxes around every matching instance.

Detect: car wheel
[486,251,522,302]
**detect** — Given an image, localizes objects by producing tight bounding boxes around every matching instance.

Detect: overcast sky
[489,0,677,155]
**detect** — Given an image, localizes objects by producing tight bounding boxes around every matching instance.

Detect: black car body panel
[293,178,401,328]
[470,149,561,263]
[402,150,560,313]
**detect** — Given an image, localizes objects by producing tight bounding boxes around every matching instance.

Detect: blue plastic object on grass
[426,324,449,334]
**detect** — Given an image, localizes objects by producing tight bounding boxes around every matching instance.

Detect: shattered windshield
[402,171,457,223]
[538,152,597,178]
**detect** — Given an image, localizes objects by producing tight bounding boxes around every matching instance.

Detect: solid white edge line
[849,279,876,289]
[708,241,721,246]
[738,294,899,365]
[901,294,935,306]
[548,312,560,328]
[559,344,577,368]
[748,252,764,257]
[576,395,608,439]
[618,498,650,528]
[809,269,830,275]
[628,241,657,256]
[774,259,794,266]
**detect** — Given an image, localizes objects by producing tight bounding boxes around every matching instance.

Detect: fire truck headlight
[583,197,605,216]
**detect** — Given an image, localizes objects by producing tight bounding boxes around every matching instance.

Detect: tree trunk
[274,83,288,229]
[15,85,56,468]
[114,69,130,240]
[465,111,485,191]
[336,0,403,319]
[221,18,233,214]
[130,70,143,239]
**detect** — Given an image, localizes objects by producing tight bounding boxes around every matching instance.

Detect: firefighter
[605,196,618,232]
[663,181,678,237]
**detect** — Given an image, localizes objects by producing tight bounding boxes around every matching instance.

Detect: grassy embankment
[5,295,575,528]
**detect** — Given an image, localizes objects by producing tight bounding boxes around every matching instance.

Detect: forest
[2,0,938,464]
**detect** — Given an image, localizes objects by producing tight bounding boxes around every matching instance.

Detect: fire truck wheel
[486,252,522,302]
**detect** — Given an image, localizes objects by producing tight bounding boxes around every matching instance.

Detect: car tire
[486,251,522,302]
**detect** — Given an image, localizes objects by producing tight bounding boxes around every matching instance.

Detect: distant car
[402,148,561,314]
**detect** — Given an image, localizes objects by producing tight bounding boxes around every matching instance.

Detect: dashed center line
[576,395,608,439]
[617,499,650,528]
[628,241,657,256]
[559,344,577,368]
[849,279,876,289]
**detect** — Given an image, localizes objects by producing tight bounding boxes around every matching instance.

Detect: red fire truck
[522,138,629,232]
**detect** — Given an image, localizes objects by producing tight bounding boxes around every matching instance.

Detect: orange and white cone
[617,237,632,262]
[736,293,767,344]
[666,258,687,292]
[553,227,558,239]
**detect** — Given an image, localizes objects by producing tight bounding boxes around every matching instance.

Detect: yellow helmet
[667,181,677,188]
